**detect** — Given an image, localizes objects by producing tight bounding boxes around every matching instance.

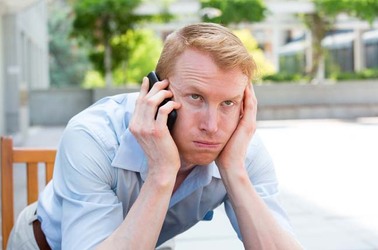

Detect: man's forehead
[171,78,246,100]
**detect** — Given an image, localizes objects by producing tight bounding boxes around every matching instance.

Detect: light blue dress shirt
[37,93,293,249]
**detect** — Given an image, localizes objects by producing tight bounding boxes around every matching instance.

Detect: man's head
[154,23,257,168]
[156,23,256,82]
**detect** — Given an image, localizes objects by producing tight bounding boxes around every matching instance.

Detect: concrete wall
[256,80,378,120]
[30,88,93,126]
[30,81,378,126]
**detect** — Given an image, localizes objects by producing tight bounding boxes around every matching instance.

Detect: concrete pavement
[12,118,378,249]
[257,118,378,250]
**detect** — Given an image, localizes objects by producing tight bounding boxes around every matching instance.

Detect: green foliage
[232,29,275,81]
[82,29,163,88]
[279,52,306,75]
[200,0,267,25]
[48,1,91,87]
[82,70,105,88]
[314,0,378,24]
[298,0,378,80]
[329,68,378,80]
[349,0,378,24]
[70,0,173,86]
[71,0,144,45]
[86,31,133,75]
[113,29,163,85]
[313,0,346,20]
[262,68,378,83]
[262,73,309,83]
[70,0,147,86]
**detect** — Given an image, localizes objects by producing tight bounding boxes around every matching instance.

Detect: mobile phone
[147,71,177,131]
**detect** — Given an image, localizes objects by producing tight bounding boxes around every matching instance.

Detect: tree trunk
[303,13,329,83]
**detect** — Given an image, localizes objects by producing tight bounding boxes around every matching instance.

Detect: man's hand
[98,77,182,250]
[129,77,182,182]
[214,84,303,249]
[215,83,257,172]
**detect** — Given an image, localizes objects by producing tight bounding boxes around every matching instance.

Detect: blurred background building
[1,0,377,140]
[0,0,49,136]
[0,1,377,249]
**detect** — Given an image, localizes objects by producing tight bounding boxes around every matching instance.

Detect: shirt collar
[111,129,149,180]
[111,129,221,180]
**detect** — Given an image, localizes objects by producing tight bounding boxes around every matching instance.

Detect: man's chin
[178,147,223,167]
[195,159,215,166]
[189,153,219,166]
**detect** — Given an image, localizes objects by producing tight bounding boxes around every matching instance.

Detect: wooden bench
[1,136,56,249]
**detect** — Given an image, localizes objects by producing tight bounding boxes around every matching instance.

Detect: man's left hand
[215,83,257,172]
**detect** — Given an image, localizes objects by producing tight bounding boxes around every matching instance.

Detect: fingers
[155,101,181,128]
[240,83,257,132]
[139,76,170,99]
[241,85,253,117]
[248,83,258,119]
[134,76,179,131]
[139,76,150,96]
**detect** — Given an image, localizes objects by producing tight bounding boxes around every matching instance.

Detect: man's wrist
[145,170,177,191]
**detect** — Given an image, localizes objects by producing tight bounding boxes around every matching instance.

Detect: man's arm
[97,173,175,249]
[216,84,303,249]
[97,77,181,249]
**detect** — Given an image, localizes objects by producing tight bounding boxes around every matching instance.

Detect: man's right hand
[98,77,182,250]
[129,76,182,184]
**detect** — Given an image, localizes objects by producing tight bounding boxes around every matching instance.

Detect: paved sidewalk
[15,118,378,249]
[257,118,378,250]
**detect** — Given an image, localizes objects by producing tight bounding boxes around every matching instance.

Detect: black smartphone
[147,71,177,131]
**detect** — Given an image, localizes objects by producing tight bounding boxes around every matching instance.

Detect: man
[8,23,302,249]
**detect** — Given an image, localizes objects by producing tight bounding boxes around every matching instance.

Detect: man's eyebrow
[173,84,202,94]
[179,84,244,101]
[181,85,202,92]
[229,94,243,101]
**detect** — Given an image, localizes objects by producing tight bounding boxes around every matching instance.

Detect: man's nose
[199,107,219,133]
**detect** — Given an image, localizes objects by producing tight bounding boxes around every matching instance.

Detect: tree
[70,0,147,87]
[301,11,330,80]
[82,29,163,88]
[316,0,378,24]
[233,29,275,81]
[301,0,378,80]
[48,0,91,87]
[200,0,267,25]
[199,0,270,82]
[113,29,163,85]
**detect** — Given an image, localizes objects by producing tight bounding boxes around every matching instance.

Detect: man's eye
[190,94,201,100]
[223,100,234,106]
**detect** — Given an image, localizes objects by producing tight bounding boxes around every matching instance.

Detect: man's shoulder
[245,133,275,172]
[248,133,264,152]
[70,92,138,126]
[90,92,139,114]
[64,92,139,149]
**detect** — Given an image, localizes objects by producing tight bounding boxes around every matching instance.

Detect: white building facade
[0,0,49,137]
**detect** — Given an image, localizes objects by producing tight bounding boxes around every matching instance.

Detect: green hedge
[262,72,309,83]
[329,68,378,81]
[262,68,378,83]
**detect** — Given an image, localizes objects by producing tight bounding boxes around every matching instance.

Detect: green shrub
[262,72,309,83]
[330,68,378,81]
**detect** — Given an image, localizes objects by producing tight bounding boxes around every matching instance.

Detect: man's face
[169,48,248,169]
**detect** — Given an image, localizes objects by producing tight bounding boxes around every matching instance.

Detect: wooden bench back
[1,136,56,249]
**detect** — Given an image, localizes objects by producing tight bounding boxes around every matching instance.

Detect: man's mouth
[193,141,222,149]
